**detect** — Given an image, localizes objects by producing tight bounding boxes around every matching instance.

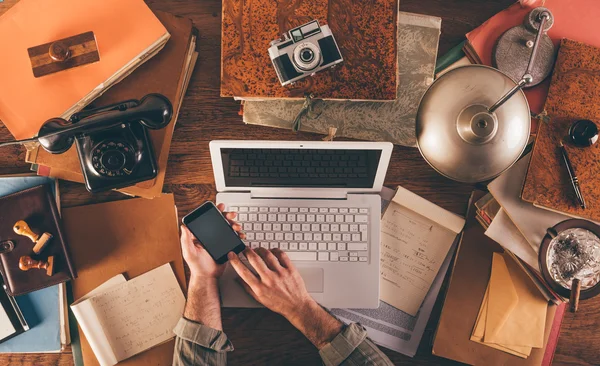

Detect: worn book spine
[242,12,441,147]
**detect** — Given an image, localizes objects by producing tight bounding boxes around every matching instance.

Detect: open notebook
[380,186,465,316]
[71,263,185,366]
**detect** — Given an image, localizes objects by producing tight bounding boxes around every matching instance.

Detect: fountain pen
[559,141,586,209]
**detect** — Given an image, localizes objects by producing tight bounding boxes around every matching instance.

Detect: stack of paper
[471,253,548,358]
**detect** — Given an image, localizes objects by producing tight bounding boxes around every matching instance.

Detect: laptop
[210,140,393,309]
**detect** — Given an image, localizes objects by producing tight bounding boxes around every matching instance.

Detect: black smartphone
[182,201,246,264]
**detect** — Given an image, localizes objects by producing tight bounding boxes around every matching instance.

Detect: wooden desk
[0,0,597,365]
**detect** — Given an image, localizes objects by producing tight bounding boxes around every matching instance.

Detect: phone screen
[183,202,246,263]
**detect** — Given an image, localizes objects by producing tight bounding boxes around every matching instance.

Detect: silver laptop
[210,140,393,309]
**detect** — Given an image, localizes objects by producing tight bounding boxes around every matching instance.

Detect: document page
[89,263,185,364]
[380,188,463,316]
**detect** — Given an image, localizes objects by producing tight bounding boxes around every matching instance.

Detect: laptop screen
[220,147,383,188]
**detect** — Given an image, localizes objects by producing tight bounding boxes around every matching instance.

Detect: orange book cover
[0,0,169,140]
[465,0,600,114]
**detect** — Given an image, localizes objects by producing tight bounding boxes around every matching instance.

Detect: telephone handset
[0,94,173,193]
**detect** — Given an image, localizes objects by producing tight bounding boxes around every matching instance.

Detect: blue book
[0,176,62,352]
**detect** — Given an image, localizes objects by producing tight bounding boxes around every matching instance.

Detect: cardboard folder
[61,194,185,366]
[432,191,560,366]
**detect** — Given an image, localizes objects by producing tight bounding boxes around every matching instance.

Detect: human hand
[181,203,244,281]
[228,247,343,349]
[227,247,315,321]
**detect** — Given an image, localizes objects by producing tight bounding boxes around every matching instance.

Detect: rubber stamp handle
[49,41,71,62]
[13,220,40,243]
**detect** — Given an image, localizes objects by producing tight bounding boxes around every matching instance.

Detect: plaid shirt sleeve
[172,318,234,366]
[319,323,394,366]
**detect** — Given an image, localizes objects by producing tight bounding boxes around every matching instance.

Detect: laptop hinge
[250,188,348,200]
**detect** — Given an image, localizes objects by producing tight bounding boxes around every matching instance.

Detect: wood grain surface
[0,0,598,365]
[220,0,398,100]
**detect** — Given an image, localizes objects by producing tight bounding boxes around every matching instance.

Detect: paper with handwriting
[380,187,464,316]
[71,263,185,366]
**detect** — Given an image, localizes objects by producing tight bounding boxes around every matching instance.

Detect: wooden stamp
[13,220,53,254]
[27,31,100,78]
[19,255,55,277]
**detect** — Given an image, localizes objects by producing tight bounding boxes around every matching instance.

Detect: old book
[242,12,440,147]
[221,0,398,100]
[0,0,169,140]
[62,194,184,366]
[522,39,600,222]
[26,11,198,199]
[70,264,185,366]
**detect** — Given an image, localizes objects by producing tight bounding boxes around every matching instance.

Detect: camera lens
[300,48,314,62]
[292,42,321,71]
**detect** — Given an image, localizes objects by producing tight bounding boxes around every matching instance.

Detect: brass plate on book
[416,65,530,183]
[27,31,99,78]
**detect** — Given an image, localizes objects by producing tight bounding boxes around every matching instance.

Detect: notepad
[380,186,465,316]
[71,263,185,366]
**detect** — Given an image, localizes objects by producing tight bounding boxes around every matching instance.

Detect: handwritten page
[380,187,464,316]
[89,263,185,365]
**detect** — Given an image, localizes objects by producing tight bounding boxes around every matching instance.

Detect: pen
[559,141,587,209]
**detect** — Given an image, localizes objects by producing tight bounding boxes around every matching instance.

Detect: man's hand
[227,247,312,319]
[228,247,343,349]
[180,203,243,330]
[181,203,244,280]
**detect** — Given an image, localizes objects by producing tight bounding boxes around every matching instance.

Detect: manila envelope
[471,253,548,355]
[471,286,531,358]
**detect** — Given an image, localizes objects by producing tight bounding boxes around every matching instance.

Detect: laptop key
[286,252,317,261]
[348,243,368,251]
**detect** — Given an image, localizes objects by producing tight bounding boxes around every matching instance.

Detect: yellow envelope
[471,285,532,358]
[484,253,548,348]
[484,253,519,339]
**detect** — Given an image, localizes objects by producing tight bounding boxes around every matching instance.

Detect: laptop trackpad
[298,267,324,293]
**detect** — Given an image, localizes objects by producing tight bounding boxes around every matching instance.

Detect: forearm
[286,300,393,366]
[286,299,343,349]
[184,276,222,330]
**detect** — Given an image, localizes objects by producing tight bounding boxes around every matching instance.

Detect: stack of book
[0,0,198,199]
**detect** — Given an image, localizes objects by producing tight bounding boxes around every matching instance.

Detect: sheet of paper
[485,208,539,269]
[380,196,460,316]
[71,274,127,366]
[332,232,459,357]
[89,263,185,364]
[0,305,15,340]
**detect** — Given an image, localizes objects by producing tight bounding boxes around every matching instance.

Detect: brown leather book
[0,185,76,296]
[221,0,398,100]
[26,10,196,199]
[62,194,184,366]
[522,39,600,222]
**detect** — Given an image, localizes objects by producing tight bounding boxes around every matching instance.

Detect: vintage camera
[37,94,173,193]
[268,20,343,86]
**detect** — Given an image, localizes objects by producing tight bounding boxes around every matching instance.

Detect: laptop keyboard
[228,149,369,179]
[229,206,370,262]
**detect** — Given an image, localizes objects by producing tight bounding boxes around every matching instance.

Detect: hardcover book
[242,12,440,147]
[221,0,398,100]
[522,39,600,222]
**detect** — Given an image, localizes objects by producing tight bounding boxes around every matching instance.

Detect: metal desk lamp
[416,7,555,183]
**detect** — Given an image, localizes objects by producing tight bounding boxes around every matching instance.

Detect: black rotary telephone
[2,94,173,193]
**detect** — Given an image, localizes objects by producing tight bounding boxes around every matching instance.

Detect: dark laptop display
[220,148,382,188]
